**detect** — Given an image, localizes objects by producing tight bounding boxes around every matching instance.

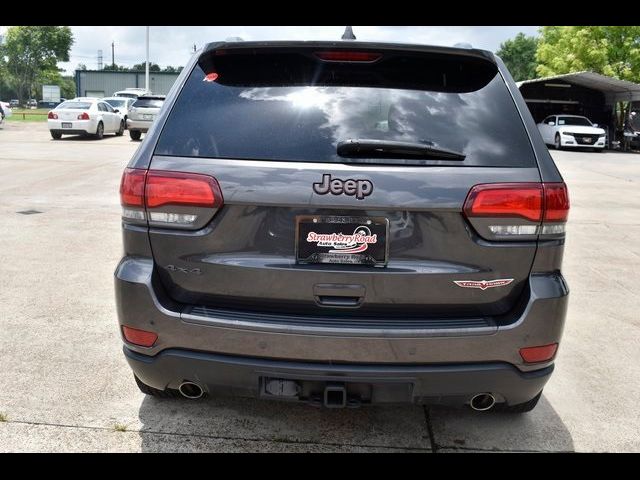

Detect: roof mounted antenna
[341,26,356,40]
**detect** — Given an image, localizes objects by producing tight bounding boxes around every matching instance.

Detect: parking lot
[0,121,638,452]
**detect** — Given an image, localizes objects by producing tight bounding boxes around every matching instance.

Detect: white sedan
[537,115,606,151]
[47,99,125,140]
[102,97,136,127]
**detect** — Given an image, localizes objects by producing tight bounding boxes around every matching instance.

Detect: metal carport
[517,72,640,148]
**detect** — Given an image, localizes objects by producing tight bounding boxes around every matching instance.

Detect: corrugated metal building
[75,70,180,97]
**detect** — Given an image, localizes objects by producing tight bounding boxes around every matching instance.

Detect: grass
[5,108,49,122]
[113,423,128,432]
[0,412,7,422]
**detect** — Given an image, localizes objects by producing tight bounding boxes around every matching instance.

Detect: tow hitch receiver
[324,383,347,408]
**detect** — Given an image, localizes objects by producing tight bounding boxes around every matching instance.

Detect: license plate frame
[295,215,389,266]
[61,122,72,129]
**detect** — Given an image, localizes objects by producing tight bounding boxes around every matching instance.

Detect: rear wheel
[134,375,180,398]
[495,391,542,413]
[50,131,62,140]
[116,120,125,136]
[129,130,142,141]
[95,122,104,140]
[554,134,562,150]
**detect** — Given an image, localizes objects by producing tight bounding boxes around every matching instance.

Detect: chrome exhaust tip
[470,393,496,411]
[178,381,204,399]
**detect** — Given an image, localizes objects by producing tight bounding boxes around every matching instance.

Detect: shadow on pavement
[136,394,429,453]
[428,394,574,452]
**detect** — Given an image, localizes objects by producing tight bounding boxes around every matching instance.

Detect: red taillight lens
[145,171,223,209]
[315,51,382,62]
[519,343,558,363]
[122,326,158,347]
[78,112,89,120]
[48,111,58,119]
[464,183,543,222]
[543,183,570,222]
[119,168,146,207]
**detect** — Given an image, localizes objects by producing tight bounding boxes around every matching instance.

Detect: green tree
[496,32,539,81]
[536,26,640,131]
[132,62,161,72]
[0,26,74,103]
[537,26,640,81]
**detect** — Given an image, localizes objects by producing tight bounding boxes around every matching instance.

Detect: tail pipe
[469,393,496,411]
[179,381,204,399]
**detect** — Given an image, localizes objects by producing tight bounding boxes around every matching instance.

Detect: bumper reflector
[122,326,158,347]
[520,343,558,363]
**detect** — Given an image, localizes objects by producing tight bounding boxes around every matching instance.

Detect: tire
[50,131,62,140]
[554,133,562,150]
[115,120,125,136]
[495,391,542,414]
[129,130,142,141]
[134,375,181,399]
[94,122,104,140]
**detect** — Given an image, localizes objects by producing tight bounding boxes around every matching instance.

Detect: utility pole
[97,49,103,70]
[111,41,115,67]
[145,26,150,92]
[193,43,197,53]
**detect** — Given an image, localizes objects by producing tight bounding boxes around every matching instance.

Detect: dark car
[115,41,570,412]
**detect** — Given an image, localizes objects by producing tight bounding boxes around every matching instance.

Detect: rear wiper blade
[337,139,466,161]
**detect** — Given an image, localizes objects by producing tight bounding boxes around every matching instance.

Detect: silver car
[126,96,165,141]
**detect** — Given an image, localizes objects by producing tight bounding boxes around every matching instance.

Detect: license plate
[583,137,592,143]
[143,114,154,120]
[61,122,72,128]
[296,216,389,266]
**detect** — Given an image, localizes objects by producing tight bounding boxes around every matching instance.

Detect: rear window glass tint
[57,102,91,110]
[155,50,536,167]
[134,99,164,108]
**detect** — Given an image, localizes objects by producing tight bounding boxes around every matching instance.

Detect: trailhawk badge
[453,279,514,290]
[306,226,378,254]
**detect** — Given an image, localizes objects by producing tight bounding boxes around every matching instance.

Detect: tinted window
[103,102,115,112]
[134,99,164,108]
[156,53,536,167]
[57,101,91,110]
[104,99,127,108]
[558,116,592,126]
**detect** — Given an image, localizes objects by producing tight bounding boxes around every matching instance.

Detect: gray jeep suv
[115,41,569,412]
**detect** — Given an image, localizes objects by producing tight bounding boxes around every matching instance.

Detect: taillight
[520,343,558,363]
[146,171,222,209]
[315,51,382,62]
[463,182,569,239]
[464,183,543,222]
[119,168,223,228]
[122,325,157,347]
[77,112,90,120]
[47,111,58,119]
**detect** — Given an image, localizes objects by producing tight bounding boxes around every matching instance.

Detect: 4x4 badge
[313,174,373,200]
[454,279,514,290]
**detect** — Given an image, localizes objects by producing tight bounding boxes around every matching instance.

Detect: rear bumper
[127,118,151,131]
[125,346,553,406]
[48,119,95,134]
[115,257,567,404]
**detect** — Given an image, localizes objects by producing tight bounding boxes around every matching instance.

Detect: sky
[0,26,540,74]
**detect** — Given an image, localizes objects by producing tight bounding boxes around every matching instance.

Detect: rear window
[155,49,536,167]
[134,98,164,108]
[57,101,91,110]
